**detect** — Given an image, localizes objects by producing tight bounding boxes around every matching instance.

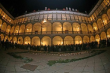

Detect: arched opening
[101,32,106,40]
[93,22,98,31]
[13,37,17,44]
[1,22,7,31]
[19,24,25,33]
[81,23,88,34]
[9,37,12,42]
[107,9,110,18]
[97,19,103,29]
[64,36,73,45]
[83,36,89,43]
[53,36,63,45]
[10,26,15,34]
[0,19,2,28]
[63,22,72,34]
[32,36,40,46]
[107,28,110,38]
[24,36,31,45]
[41,36,51,46]
[1,34,4,41]
[14,26,19,33]
[4,36,9,42]
[53,22,62,34]
[42,22,51,34]
[33,23,41,34]
[88,24,93,32]
[95,34,100,44]
[18,37,23,44]
[6,25,11,33]
[75,36,82,44]
[73,23,80,33]
[90,36,95,42]
[102,14,109,25]
[25,23,32,34]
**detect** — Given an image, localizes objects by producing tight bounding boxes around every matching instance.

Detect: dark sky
[0,0,99,17]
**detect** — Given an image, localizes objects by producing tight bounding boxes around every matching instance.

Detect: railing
[1,22,110,36]
[0,31,94,36]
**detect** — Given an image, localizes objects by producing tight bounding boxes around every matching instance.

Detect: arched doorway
[93,22,98,31]
[97,19,103,29]
[1,22,7,31]
[32,36,40,46]
[41,36,51,46]
[18,37,23,44]
[102,14,109,25]
[64,36,73,45]
[53,22,62,34]
[81,23,88,34]
[83,36,89,43]
[101,32,106,40]
[73,23,80,33]
[53,36,63,45]
[13,37,17,44]
[75,36,82,44]
[95,34,100,44]
[63,22,72,34]
[90,36,95,42]
[24,36,31,45]
[19,24,25,34]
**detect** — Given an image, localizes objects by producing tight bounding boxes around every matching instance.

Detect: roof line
[0,3,14,19]
[89,0,103,16]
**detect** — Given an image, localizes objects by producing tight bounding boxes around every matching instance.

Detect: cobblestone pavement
[0,48,110,73]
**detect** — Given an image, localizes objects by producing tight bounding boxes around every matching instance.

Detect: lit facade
[0,0,110,46]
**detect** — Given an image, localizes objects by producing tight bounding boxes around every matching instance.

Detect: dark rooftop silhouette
[0,0,99,17]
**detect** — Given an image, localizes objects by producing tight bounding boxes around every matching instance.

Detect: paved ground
[0,48,110,73]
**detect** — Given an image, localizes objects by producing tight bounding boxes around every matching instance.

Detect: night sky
[0,0,99,17]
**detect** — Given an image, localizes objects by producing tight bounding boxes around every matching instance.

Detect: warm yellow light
[25,42,28,44]
[103,20,105,23]
[3,15,5,17]
[61,42,63,44]
[91,18,92,20]
[27,29,28,30]
[94,27,97,30]
[42,19,47,23]
[96,39,99,41]
[107,35,110,38]
[8,29,10,32]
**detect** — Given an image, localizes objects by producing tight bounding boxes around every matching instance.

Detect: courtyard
[0,47,110,73]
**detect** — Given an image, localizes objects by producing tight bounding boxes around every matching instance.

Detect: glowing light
[94,27,96,30]
[41,42,43,44]
[27,29,28,30]
[61,42,63,44]
[3,15,5,17]
[96,39,99,41]
[103,20,105,23]
[25,42,28,44]
[91,18,92,20]
[107,35,110,38]
[61,27,62,28]
[42,19,47,23]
